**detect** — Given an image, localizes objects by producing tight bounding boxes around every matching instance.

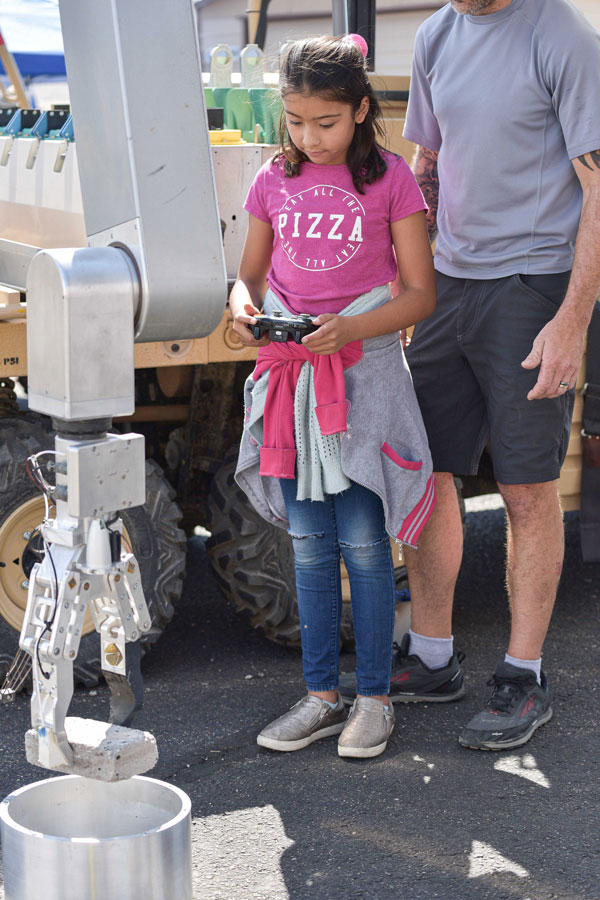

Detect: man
[341,0,600,750]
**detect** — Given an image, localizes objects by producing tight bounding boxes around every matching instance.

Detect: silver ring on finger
[558,381,569,390]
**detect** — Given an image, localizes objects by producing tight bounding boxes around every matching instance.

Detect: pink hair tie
[344,33,368,59]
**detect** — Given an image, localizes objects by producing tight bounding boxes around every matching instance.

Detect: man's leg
[403,471,463,639]
[338,470,466,704]
[499,479,564,661]
[458,478,560,751]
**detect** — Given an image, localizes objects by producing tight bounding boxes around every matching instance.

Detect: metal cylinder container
[0,774,193,900]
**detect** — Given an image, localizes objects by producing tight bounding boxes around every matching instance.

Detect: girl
[230,34,436,759]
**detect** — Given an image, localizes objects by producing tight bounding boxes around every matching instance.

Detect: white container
[0,774,193,900]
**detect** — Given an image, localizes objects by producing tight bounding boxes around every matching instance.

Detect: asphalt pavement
[0,504,599,900]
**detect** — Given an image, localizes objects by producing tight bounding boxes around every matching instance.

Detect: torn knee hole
[339,537,388,550]
[288,530,325,540]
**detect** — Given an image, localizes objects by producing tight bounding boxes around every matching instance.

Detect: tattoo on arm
[412,146,439,242]
[577,150,600,172]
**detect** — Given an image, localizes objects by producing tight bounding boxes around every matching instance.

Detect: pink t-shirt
[244,151,426,315]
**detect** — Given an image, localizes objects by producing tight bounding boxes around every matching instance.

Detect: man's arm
[522,150,600,400]
[411,146,439,243]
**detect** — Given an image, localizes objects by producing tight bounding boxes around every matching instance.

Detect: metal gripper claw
[19,510,151,771]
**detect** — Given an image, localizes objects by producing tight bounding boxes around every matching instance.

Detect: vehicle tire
[206,452,310,648]
[0,415,186,690]
[121,458,187,646]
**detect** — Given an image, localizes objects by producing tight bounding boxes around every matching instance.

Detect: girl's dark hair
[275,36,387,194]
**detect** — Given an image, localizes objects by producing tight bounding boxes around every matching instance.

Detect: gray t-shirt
[404,0,600,278]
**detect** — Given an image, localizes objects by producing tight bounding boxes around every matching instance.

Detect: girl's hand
[231,302,270,347]
[302,313,355,355]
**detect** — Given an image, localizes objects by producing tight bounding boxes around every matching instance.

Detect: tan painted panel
[0,321,27,377]
[208,310,259,362]
[116,404,189,424]
[572,391,584,424]
[0,313,257,375]
[558,379,584,507]
[382,118,417,162]
[372,75,411,93]
[561,494,580,513]
[133,338,209,369]
[558,457,582,497]
[576,353,587,390]
[566,429,582,458]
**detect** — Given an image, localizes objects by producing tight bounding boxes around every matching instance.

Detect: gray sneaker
[459,662,553,751]
[338,697,395,759]
[339,634,465,705]
[257,694,347,752]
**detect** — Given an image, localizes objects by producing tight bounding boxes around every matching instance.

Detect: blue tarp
[0,0,65,77]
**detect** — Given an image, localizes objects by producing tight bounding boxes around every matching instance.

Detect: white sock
[321,696,339,709]
[409,629,453,670]
[504,653,541,685]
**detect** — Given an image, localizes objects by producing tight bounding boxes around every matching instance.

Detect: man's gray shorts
[405,270,575,485]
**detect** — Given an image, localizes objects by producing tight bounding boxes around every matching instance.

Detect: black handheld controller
[250,310,318,344]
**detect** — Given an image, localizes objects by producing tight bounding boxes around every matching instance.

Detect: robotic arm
[19,0,227,773]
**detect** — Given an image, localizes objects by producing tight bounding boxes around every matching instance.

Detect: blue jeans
[279,477,395,696]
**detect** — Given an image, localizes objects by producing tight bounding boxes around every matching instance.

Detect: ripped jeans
[279,477,395,696]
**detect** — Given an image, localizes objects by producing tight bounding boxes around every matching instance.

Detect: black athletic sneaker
[338,633,465,705]
[458,662,553,751]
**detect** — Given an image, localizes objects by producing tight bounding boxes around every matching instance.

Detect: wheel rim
[0,497,131,637]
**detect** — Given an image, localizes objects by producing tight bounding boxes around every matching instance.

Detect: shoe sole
[338,730,394,759]
[257,721,345,752]
[458,706,553,751]
[341,684,465,706]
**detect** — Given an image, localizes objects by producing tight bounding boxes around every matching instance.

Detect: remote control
[250,310,318,344]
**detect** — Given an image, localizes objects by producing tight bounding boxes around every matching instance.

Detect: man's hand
[521,313,585,400]
[302,314,355,355]
[527,150,600,400]
[231,302,270,347]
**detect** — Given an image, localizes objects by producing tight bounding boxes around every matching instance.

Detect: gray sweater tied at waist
[235,287,436,548]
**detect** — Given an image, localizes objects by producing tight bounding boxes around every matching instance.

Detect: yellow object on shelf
[209,129,246,145]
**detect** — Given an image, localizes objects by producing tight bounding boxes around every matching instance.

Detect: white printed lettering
[327,214,344,240]
[348,217,363,243]
[306,213,323,239]
[278,213,288,239]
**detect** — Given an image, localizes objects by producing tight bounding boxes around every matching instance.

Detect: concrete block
[25,717,158,782]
